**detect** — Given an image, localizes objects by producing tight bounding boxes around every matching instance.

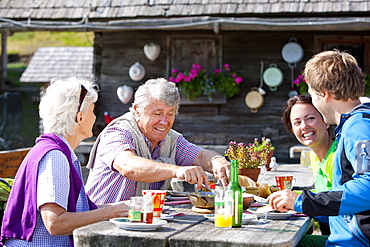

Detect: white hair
[39,77,98,136]
[130,78,180,116]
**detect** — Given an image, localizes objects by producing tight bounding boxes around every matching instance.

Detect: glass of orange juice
[214,185,232,229]
[215,214,232,228]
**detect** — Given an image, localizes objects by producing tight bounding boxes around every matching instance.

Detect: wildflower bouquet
[169,63,243,101]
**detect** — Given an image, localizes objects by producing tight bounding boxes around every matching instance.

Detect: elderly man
[85,78,229,204]
[268,50,370,246]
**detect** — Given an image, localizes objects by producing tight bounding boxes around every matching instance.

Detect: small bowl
[242,194,254,209]
[188,192,255,209]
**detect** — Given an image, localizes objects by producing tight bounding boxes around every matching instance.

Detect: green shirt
[309,140,337,193]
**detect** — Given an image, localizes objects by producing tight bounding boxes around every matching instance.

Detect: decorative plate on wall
[143,42,161,61]
[129,62,146,81]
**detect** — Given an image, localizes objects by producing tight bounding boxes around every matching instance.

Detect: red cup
[142,190,167,217]
[275,176,295,190]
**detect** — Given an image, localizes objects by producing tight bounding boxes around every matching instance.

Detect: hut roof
[0,0,369,19]
[20,46,94,83]
[0,1,370,32]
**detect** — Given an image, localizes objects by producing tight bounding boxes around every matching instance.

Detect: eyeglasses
[77,84,88,113]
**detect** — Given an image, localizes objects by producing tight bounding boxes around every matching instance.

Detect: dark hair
[281,95,315,133]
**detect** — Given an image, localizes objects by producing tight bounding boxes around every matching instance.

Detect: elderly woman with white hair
[1,77,129,247]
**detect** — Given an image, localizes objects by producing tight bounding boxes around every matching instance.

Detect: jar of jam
[128,196,144,222]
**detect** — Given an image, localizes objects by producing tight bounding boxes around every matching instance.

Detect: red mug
[275,176,295,190]
[142,190,167,217]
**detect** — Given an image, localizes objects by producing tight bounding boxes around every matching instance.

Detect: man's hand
[211,157,230,187]
[267,189,298,212]
[174,166,209,191]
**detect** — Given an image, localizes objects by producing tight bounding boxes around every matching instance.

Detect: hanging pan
[281,37,304,65]
[245,87,264,113]
[263,63,283,91]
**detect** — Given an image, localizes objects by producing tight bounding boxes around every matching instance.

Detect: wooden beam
[0,32,7,90]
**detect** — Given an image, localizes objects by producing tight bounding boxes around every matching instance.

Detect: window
[314,35,370,72]
[167,34,222,76]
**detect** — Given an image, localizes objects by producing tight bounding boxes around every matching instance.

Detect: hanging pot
[129,62,146,81]
[263,63,284,91]
[245,87,264,113]
[281,37,304,65]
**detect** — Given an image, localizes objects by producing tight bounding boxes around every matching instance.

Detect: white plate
[109,218,167,231]
[248,208,297,220]
[166,196,189,201]
[204,214,257,224]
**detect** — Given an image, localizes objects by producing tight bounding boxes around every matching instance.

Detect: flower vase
[238,168,261,182]
[265,150,274,171]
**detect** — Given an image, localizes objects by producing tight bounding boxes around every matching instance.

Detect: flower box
[169,63,243,101]
[180,92,227,105]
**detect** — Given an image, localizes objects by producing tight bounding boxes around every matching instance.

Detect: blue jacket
[295,103,370,246]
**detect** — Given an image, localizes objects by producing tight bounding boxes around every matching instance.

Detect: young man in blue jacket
[268,49,370,246]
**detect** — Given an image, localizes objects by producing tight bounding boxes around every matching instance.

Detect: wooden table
[258,164,314,190]
[73,204,312,247]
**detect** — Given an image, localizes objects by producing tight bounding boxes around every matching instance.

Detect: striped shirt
[5,136,90,247]
[85,124,202,204]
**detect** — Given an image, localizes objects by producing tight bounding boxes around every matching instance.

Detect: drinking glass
[300,150,311,167]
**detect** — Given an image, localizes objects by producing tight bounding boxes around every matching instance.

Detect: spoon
[262,212,270,224]
[258,60,266,95]
[258,87,266,95]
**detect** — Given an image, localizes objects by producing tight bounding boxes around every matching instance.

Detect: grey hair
[39,77,99,136]
[130,78,181,116]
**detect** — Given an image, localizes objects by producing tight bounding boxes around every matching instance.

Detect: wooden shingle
[0,0,370,20]
[20,47,94,84]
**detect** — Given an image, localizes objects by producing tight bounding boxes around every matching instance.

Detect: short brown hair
[303,49,365,100]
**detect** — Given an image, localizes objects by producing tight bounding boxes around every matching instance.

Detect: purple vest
[0,133,97,246]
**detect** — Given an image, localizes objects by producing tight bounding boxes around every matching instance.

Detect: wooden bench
[0,147,31,177]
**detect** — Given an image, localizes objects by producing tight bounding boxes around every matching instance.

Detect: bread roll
[238,175,256,187]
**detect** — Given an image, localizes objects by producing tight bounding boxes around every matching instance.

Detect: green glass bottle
[226,160,243,227]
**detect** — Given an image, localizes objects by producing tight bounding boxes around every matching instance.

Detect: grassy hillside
[3,31,94,149]
[8,31,94,55]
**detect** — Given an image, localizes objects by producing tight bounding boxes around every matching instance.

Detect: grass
[7,31,94,55]
[1,31,94,149]
[7,62,27,87]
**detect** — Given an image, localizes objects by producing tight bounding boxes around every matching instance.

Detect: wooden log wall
[93,30,368,163]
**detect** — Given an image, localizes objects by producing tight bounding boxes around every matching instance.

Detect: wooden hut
[1,1,370,162]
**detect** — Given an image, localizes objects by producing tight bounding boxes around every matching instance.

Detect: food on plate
[256,205,275,213]
[256,205,289,214]
[239,175,260,195]
[256,183,280,198]
[257,183,272,198]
